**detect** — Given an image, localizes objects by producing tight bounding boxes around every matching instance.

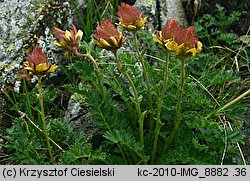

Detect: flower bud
[92,19,125,51]
[24,45,58,75]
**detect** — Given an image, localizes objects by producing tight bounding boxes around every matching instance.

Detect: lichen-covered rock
[134,0,158,29]
[134,0,187,30]
[0,0,72,92]
[164,0,187,26]
[0,0,34,91]
[0,0,72,129]
[64,98,98,142]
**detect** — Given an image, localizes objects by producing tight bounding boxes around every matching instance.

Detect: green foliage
[194,4,242,47]
[104,129,149,164]
[4,117,105,164]
[5,118,47,164]
[69,0,119,41]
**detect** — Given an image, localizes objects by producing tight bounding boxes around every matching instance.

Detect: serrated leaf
[192,138,208,151]
[228,130,242,142]
[103,131,118,143]
[104,129,148,163]
[218,33,238,42]
[129,96,136,104]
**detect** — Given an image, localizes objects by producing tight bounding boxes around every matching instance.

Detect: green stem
[164,58,186,152]
[37,76,55,165]
[74,51,105,99]
[151,51,170,164]
[133,32,154,132]
[113,51,144,148]
[75,50,127,163]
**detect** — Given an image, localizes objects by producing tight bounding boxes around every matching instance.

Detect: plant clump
[1,2,249,165]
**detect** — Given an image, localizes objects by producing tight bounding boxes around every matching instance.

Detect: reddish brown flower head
[153,19,202,56]
[24,45,58,75]
[53,24,83,53]
[174,26,198,49]
[153,19,181,45]
[162,19,181,41]
[116,3,146,31]
[166,25,202,56]
[92,19,125,51]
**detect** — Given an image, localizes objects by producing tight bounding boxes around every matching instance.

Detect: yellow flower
[92,19,125,51]
[166,41,202,56]
[53,24,83,53]
[153,19,202,56]
[116,3,146,31]
[24,45,58,75]
[166,26,202,56]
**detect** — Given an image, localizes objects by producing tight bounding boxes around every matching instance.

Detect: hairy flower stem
[151,51,170,164]
[133,32,153,132]
[37,76,55,165]
[113,51,144,148]
[74,50,105,99]
[164,58,186,152]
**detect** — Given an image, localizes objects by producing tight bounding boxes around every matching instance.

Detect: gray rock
[134,0,158,29]
[65,99,83,122]
[64,98,98,142]
[0,0,33,90]
[134,0,187,29]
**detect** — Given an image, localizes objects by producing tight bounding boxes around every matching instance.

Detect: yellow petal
[186,48,197,56]
[117,23,124,30]
[166,41,180,54]
[24,67,35,72]
[35,63,50,73]
[127,25,137,30]
[109,36,118,47]
[54,40,62,47]
[76,30,83,41]
[152,34,163,45]
[60,40,68,47]
[119,33,126,44]
[24,61,29,66]
[47,64,58,73]
[99,38,111,48]
[137,18,146,28]
[186,41,202,56]
[197,41,202,52]
[65,30,72,40]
